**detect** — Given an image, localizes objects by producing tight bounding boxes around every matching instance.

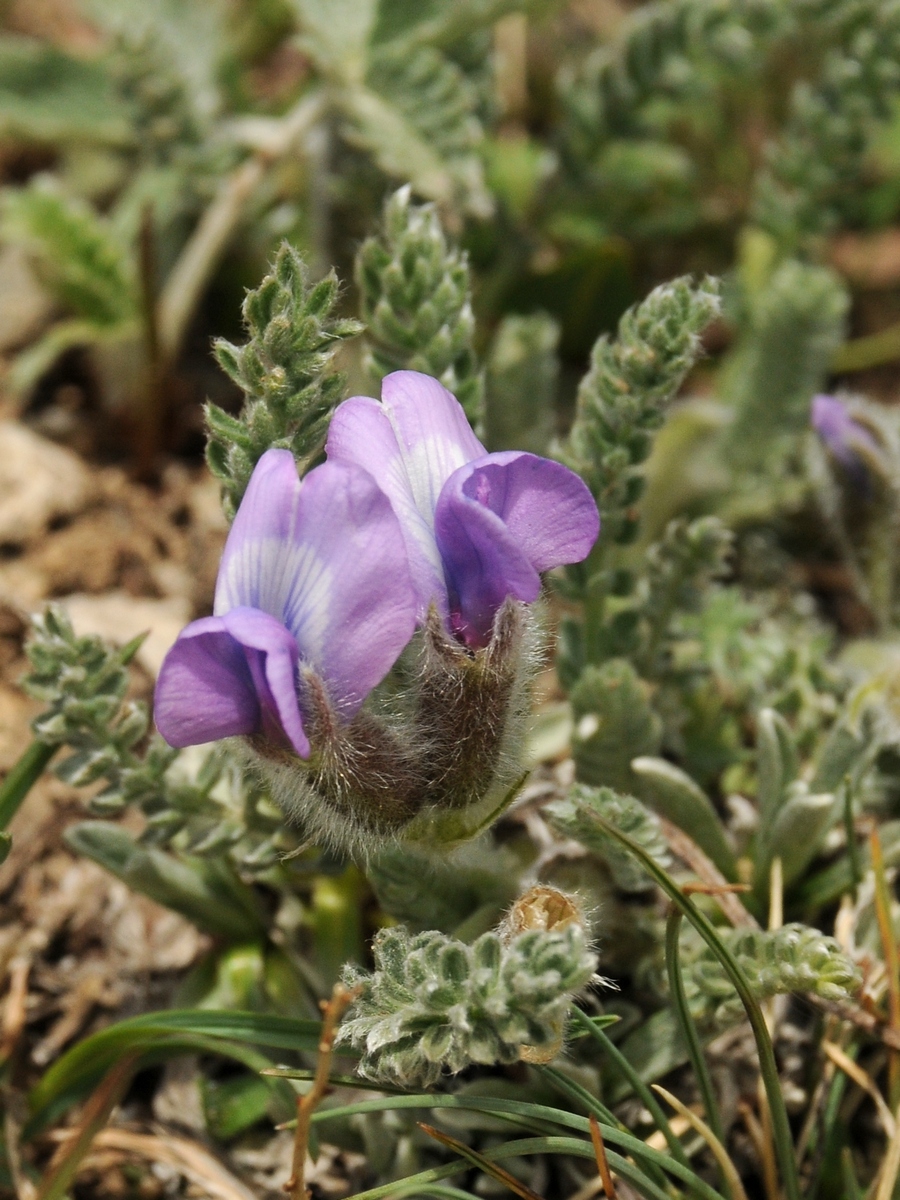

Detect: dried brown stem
[283,982,358,1200]
[658,816,758,930]
[157,91,325,367]
[36,1055,137,1200]
[588,1114,617,1199]
[418,1124,546,1200]
[1,956,31,1061]
[871,830,900,1107]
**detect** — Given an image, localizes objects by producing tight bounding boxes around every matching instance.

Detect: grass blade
[0,740,56,831]
[665,906,724,1146]
[313,1090,726,1200]
[569,1006,690,1170]
[653,1085,748,1200]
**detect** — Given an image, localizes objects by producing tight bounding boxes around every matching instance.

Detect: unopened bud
[247,599,543,857]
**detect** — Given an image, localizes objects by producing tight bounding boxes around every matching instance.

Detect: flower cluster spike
[635,516,733,676]
[339,907,596,1087]
[565,275,720,543]
[355,186,483,427]
[207,243,362,519]
[723,257,848,467]
[684,923,861,1027]
[108,28,205,157]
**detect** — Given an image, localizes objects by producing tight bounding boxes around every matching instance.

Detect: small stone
[0,420,93,544]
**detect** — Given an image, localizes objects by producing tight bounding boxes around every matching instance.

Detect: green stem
[842,781,861,903]
[0,739,57,831]
[832,322,900,373]
[666,908,725,1150]
[569,1006,692,1170]
[588,813,802,1200]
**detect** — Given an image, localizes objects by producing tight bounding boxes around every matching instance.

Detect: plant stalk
[589,814,802,1200]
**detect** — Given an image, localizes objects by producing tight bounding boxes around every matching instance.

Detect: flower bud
[245,599,543,857]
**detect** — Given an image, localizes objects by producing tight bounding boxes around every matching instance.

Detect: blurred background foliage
[4,0,900,475]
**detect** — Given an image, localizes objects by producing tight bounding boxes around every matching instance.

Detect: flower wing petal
[434,452,599,645]
[154,611,307,755]
[381,371,485,518]
[219,607,307,756]
[462,451,600,570]
[272,460,418,716]
[215,448,308,619]
[326,395,448,619]
[434,487,540,648]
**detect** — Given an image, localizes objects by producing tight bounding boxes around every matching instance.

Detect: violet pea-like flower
[326,371,600,646]
[811,394,881,491]
[154,449,417,756]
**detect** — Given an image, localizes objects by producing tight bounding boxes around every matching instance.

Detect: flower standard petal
[154,610,307,755]
[380,371,485,518]
[326,396,447,619]
[214,448,308,619]
[434,452,600,646]
[270,460,418,717]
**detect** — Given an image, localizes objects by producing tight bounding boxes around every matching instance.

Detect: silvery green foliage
[561,0,894,239]
[634,517,733,677]
[753,3,900,246]
[355,186,483,426]
[368,838,521,933]
[723,257,848,468]
[88,0,227,134]
[485,312,560,454]
[563,0,787,159]
[23,606,167,806]
[565,276,720,542]
[364,46,489,216]
[1,177,138,390]
[663,588,845,788]
[545,785,671,893]
[21,607,295,874]
[338,923,597,1086]
[0,36,130,145]
[683,924,861,1026]
[292,0,523,214]
[567,663,662,792]
[208,243,362,519]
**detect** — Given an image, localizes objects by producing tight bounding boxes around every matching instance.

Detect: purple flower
[326,371,600,646]
[811,394,881,492]
[154,449,417,756]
